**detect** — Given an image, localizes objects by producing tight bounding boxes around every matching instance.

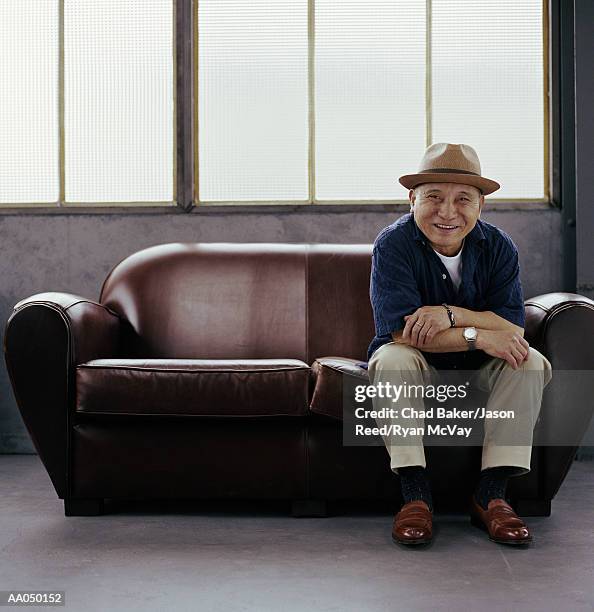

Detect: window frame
[0,0,561,213]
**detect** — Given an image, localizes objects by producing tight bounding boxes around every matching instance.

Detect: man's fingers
[410,323,419,345]
[418,325,429,346]
[402,319,410,339]
[403,314,417,340]
[507,354,519,369]
[511,335,530,363]
[511,347,525,369]
[402,322,411,340]
[512,337,528,357]
[515,335,530,351]
[405,316,420,341]
[411,320,424,346]
[515,339,529,361]
[511,347,525,366]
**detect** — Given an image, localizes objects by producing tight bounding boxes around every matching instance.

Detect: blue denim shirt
[367,213,526,370]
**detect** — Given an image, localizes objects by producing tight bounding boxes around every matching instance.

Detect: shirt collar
[410,213,486,249]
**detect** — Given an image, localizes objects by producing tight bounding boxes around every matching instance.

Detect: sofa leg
[512,499,551,517]
[291,499,328,517]
[64,498,105,516]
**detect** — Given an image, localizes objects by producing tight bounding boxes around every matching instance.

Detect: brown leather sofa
[4,243,594,517]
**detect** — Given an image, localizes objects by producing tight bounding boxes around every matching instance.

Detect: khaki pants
[367,343,553,475]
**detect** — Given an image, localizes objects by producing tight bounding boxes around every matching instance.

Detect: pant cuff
[481,445,532,475]
[389,448,426,474]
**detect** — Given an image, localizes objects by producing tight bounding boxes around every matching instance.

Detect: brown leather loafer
[392,500,433,546]
[470,496,532,545]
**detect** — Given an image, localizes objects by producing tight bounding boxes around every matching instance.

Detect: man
[367,143,552,547]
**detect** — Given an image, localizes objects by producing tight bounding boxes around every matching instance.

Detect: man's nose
[437,200,458,219]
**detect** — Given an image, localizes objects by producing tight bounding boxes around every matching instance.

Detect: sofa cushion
[309,357,369,420]
[76,359,310,417]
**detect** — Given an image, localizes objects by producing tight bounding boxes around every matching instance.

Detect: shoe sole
[391,534,432,546]
[470,514,532,545]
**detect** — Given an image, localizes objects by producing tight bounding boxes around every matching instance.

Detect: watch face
[465,328,477,341]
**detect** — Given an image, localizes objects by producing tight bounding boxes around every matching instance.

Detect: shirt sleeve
[370,234,424,336]
[484,235,526,328]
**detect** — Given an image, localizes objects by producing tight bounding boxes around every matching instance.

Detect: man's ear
[409,189,415,211]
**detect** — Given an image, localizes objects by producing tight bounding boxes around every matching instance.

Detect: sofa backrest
[99,243,375,362]
[305,244,374,363]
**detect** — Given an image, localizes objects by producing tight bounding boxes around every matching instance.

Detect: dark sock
[398,466,433,512]
[474,466,524,510]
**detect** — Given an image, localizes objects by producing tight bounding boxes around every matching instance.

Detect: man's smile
[433,223,460,232]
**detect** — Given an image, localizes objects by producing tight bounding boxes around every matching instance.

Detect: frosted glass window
[315,0,426,201]
[432,0,544,199]
[0,1,59,204]
[64,0,173,203]
[198,0,309,202]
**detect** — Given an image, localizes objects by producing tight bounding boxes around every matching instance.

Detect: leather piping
[77,364,309,374]
[75,411,307,418]
[525,299,594,349]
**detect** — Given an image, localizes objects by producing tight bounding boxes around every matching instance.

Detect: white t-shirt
[431,239,464,292]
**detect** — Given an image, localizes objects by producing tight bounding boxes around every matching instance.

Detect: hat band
[418,168,480,176]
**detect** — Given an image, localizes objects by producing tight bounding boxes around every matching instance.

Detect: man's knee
[523,346,553,386]
[522,346,542,368]
[369,342,429,374]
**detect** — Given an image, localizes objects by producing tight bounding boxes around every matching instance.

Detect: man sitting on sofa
[367,143,552,546]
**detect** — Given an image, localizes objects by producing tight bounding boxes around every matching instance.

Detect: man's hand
[477,329,530,370]
[402,306,451,347]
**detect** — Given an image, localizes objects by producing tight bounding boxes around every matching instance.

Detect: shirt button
[442,274,447,280]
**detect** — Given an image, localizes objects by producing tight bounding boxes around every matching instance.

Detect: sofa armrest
[524,292,594,354]
[524,292,594,499]
[3,292,123,498]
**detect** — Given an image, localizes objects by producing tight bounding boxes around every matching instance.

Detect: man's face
[409,182,484,256]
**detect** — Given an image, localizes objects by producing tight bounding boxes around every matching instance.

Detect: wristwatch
[463,327,478,350]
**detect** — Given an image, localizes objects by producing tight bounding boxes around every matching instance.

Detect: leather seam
[74,411,308,418]
[524,303,551,315]
[76,365,310,374]
[525,300,594,315]
[312,361,368,378]
[540,302,594,354]
[65,300,121,319]
[13,299,121,320]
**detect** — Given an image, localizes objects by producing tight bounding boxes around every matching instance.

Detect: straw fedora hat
[398,143,500,196]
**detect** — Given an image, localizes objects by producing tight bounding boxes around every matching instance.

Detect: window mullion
[426,0,432,148]
[308,0,316,203]
[58,0,65,206]
[176,0,194,212]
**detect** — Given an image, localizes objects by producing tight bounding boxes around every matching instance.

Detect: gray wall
[0,205,563,453]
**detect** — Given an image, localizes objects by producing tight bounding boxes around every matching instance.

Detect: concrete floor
[0,456,592,612]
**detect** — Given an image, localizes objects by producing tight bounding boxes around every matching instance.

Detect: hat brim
[398,173,500,196]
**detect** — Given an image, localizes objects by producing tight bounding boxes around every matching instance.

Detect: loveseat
[4,243,594,517]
